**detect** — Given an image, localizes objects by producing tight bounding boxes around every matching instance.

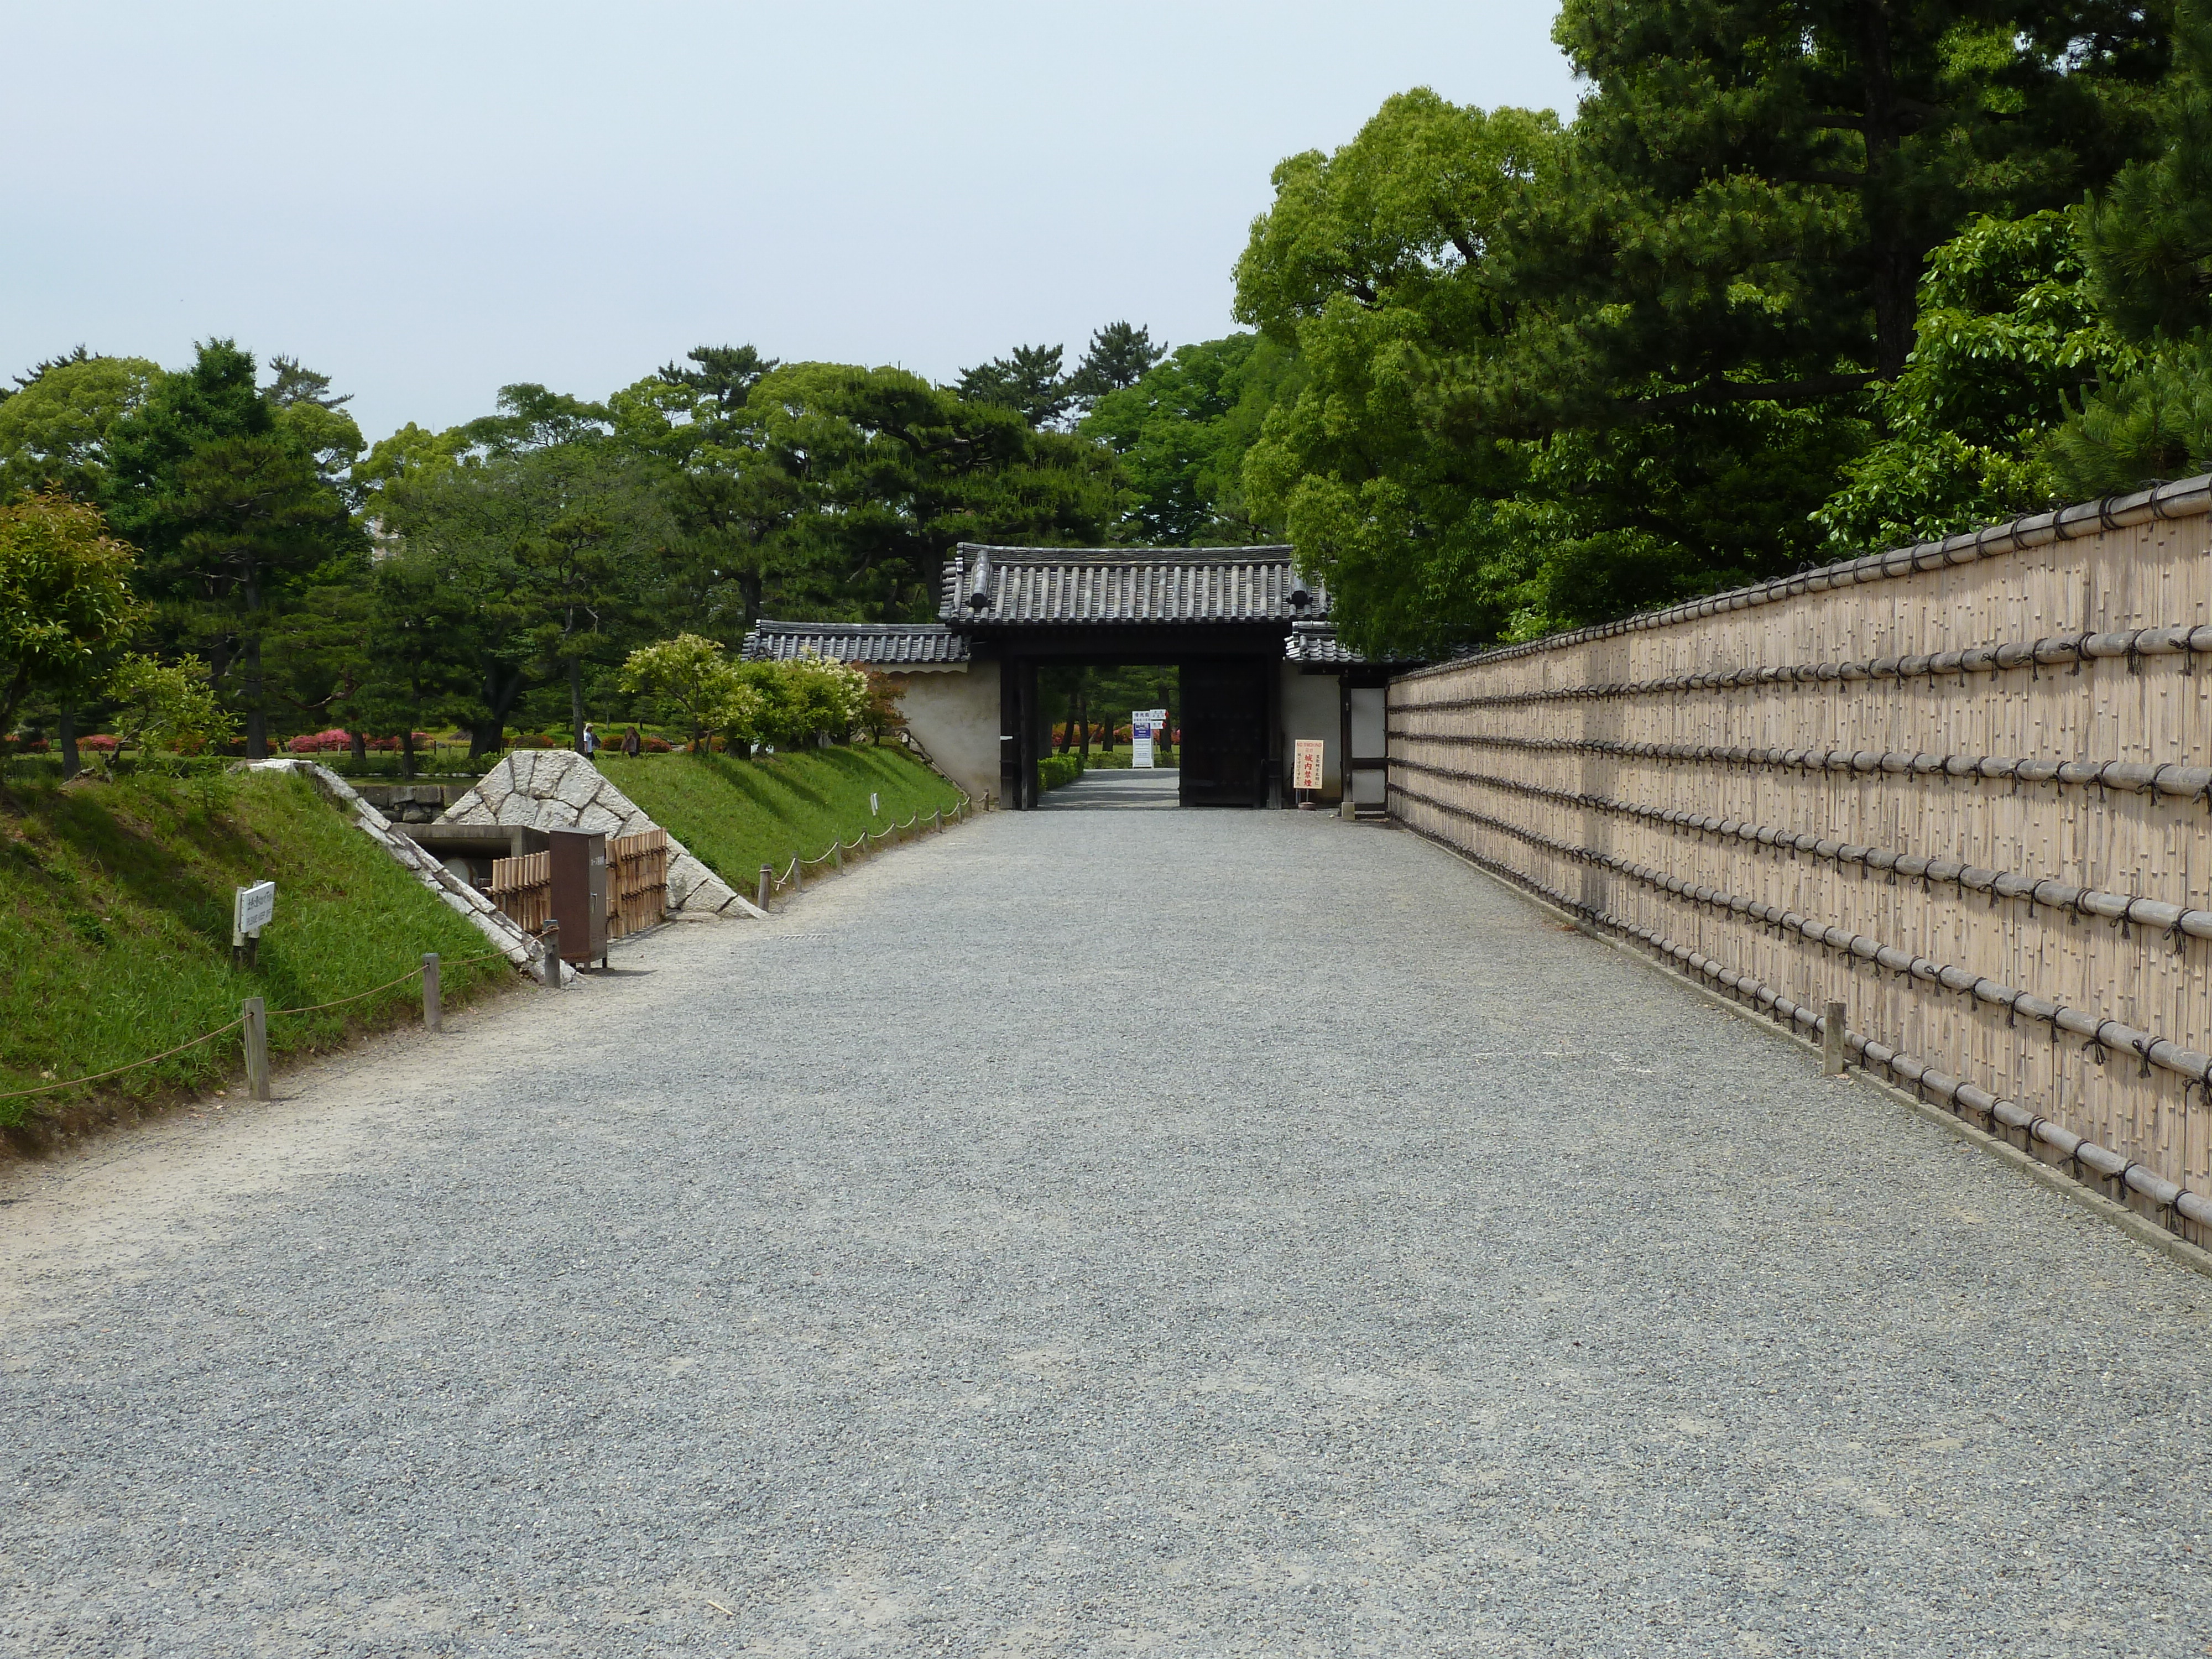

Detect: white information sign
[234,881,276,941]
[1130,707,1166,770]
[1292,738,1326,792]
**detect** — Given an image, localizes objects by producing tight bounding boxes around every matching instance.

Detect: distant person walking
[579,724,597,757]
[623,726,641,757]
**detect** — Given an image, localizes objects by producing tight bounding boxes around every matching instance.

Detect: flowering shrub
[643,735,672,752]
[81,733,118,753]
[286,728,351,754]
[364,733,431,752]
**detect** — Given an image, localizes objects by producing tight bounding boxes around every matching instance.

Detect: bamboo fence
[487,829,669,940]
[1389,477,2212,1245]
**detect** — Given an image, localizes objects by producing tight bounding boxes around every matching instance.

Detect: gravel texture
[5,771,2211,1656]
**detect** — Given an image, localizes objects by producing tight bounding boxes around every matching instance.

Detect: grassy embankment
[0,770,512,1130]
[592,745,966,888]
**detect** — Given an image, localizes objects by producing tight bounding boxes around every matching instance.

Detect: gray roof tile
[740,621,969,666]
[941,544,1329,625]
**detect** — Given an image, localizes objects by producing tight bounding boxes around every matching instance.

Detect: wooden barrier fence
[487,828,669,940]
[1389,476,2212,1248]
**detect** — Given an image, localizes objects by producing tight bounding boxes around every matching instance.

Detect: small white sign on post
[1293,738,1326,792]
[234,881,276,943]
[233,881,276,967]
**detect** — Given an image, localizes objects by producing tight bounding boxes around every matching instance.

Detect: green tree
[1082,333,1299,545]
[0,493,144,736]
[612,346,805,632]
[101,653,236,770]
[100,341,365,757]
[620,633,744,751]
[958,343,1074,429]
[0,353,161,503]
[1817,211,2135,550]
[1064,322,1167,414]
[2048,3,2212,494]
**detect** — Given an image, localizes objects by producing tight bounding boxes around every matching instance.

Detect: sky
[2,1,1579,445]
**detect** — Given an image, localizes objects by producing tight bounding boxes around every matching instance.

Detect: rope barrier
[0,946,518,1104]
[0,1020,246,1104]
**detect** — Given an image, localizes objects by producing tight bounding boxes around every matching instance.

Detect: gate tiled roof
[740,620,969,666]
[940,544,1329,626]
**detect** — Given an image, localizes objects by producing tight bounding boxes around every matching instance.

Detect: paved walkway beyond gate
[4,806,2207,1656]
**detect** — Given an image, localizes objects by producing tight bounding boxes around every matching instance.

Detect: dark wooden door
[1178,660,1269,807]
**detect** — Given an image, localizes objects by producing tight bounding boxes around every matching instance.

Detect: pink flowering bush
[286,729,351,754]
[80,734,119,753]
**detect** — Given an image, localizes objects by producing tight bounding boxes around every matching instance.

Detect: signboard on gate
[1292,739,1326,791]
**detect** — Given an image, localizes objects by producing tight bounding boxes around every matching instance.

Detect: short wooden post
[422,953,441,1033]
[792,853,803,893]
[1823,999,1847,1075]
[242,997,270,1101]
[932,807,942,833]
[833,840,843,872]
[542,921,561,989]
[758,864,772,911]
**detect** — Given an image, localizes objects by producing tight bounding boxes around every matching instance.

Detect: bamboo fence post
[422,953,441,1034]
[1823,1000,1846,1076]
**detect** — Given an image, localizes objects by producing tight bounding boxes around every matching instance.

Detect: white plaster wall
[891,663,1001,803]
[1280,665,1343,802]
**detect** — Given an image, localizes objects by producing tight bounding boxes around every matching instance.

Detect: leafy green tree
[1235,92,1567,651]
[0,493,144,736]
[1082,333,1299,544]
[1817,211,2136,549]
[101,653,236,770]
[0,353,161,503]
[619,633,745,750]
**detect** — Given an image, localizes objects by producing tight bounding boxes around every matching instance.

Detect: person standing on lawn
[580,723,597,757]
[623,726,641,757]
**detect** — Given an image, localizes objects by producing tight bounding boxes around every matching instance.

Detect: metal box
[547,827,608,966]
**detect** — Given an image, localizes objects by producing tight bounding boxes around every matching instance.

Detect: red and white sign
[1292,739,1326,791]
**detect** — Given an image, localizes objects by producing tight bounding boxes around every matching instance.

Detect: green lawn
[591,745,967,888]
[0,771,512,1128]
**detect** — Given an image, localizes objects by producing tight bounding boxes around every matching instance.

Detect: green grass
[591,745,966,886]
[0,771,513,1128]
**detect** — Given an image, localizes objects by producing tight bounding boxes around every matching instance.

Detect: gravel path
[5,775,2210,1656]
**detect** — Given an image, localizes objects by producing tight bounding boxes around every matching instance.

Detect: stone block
[442,794,496,825]
[495,794,538,827]
[617,810,655,839]
[687,872,739,913]
[507,752,541,794]
[577,800,623,836]
[666,853,706,906]
[534,797,580,831]
[595,778,645,822]
[552,758,603,811]
[471,765,514,811]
